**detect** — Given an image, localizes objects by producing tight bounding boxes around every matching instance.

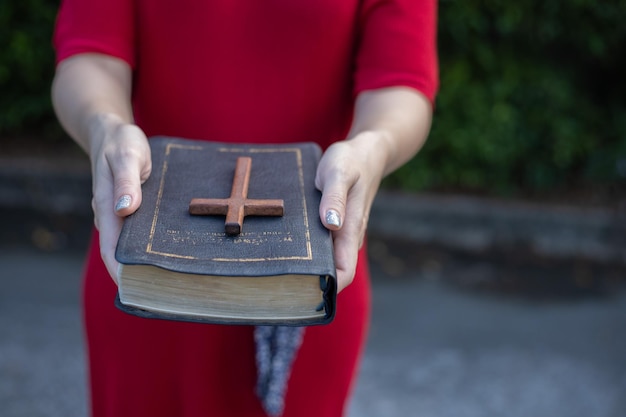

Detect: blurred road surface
[1,216,625,417]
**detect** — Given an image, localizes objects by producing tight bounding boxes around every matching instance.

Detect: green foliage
[387,0,626,195]
[0,0,59,135]
[2,1,625,195]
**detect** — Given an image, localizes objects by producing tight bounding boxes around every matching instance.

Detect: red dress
[54,1,438,416]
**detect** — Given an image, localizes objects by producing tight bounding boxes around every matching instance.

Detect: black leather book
[115,137,336,325]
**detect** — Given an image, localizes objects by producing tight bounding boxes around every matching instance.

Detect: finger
[331,184,374,291]
[331,217,362,292]
[108,137,151,218]
[92,125,151,283]
[98,206,124,284]
[316,166,354,231]
[91,172,123,284]
[110,159,144,217]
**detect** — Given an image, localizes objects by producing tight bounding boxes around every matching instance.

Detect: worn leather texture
[115,137,336,324]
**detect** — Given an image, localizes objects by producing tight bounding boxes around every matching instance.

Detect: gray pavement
[1,249,86,417]
[1,232,625,417]
[1,151,626,416]
[355,250,626,417]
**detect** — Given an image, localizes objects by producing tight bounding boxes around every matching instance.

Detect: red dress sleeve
[53,0,135,67]
[354,0,439,104]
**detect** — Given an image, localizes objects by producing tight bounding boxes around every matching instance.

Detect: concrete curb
[1,156,624,264]
[370,191,626,264]
[0,155,92,215]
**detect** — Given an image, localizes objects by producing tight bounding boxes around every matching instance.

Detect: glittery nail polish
[325,210,341,227]
[115,195,132,212]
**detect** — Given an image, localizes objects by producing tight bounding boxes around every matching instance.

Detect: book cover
[115,136,336,325]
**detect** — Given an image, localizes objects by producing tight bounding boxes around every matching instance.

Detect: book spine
[318,275,336,322]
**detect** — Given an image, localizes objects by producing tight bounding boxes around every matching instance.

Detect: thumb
[316,171,349,232]
[315,142,359,231]
[110,152,152,218]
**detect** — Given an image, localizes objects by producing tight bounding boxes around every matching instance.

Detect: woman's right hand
[87,114,152,283]
[52,53,143,284]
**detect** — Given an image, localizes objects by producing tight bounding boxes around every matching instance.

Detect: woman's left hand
[315,87,433,292]
[315,131,389,292]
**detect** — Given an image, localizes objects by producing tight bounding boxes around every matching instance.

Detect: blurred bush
[387,0,626,196]
[0,0,59,136]
[1,1,624,196]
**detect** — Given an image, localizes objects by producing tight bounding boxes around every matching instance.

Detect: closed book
[115,136,336,325]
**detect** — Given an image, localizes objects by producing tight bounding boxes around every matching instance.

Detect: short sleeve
[354,0,439,104]
[53,0,135,67]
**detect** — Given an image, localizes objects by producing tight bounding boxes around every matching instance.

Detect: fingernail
[326,210,341,227]
[115,195,132,212]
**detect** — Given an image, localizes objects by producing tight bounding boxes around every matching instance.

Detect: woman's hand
[88,116,152,283]
[316,132,388,292]
[316,87,433,292]
[52,53,143,283]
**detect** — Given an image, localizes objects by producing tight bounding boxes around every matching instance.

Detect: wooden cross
[189,156,284,235]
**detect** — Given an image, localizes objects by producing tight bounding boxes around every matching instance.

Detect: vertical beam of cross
[189,156,284,235]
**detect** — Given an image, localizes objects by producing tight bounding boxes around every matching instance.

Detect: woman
[52,1,438,416]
